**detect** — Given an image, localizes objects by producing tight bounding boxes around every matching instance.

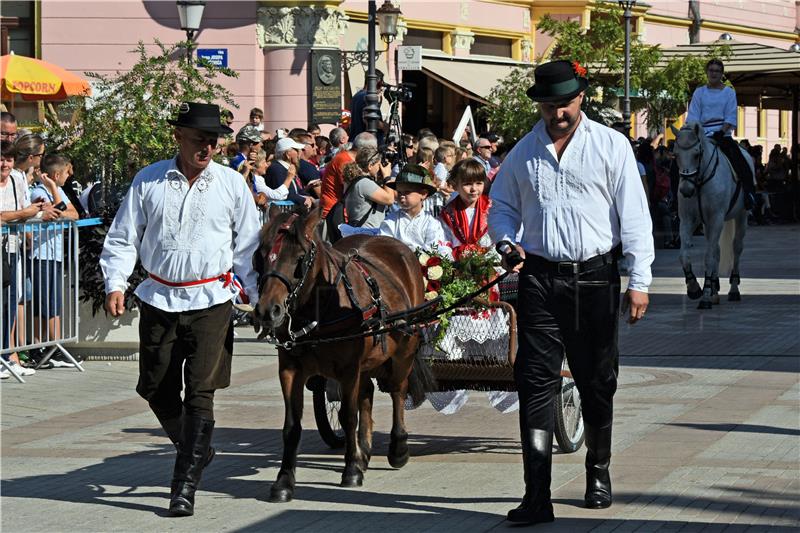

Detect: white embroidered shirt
[488,113,654,292]
[100,158,261,312]
[379,209,447,254]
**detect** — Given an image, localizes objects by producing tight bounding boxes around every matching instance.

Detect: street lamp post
[364,0,402,135]
[176,0,206,72]
[618,0,636,136]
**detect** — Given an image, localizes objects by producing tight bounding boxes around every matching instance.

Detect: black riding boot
[169,417,215,517]
[506,428,555,524]
[584,422,613,509]
[156,413,216,467]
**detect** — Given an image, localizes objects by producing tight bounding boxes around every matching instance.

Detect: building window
[404,29,443,50]
[1,1,35,57]
[471,36,512,58]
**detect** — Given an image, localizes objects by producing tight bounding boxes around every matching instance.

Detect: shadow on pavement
[666,422,800,436]
[620,354,799,373]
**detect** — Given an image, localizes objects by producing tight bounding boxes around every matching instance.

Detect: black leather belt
[525,248,619,276]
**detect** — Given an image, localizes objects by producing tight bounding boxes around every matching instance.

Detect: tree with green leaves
[480,1,727,142]
[46,40,238,191]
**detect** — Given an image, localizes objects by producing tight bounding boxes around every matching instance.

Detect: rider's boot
[169,416,215,517]
[507,428,555,524]
[584,422,613,509]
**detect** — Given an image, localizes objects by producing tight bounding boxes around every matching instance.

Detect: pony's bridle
[258,213,318,315]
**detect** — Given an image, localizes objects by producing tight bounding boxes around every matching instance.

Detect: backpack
[324,176,374,243]
[652,164,671,203]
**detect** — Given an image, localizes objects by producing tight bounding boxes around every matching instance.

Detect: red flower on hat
[572,61,587,77]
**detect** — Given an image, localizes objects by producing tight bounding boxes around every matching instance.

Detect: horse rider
[100,102,261,516]
[686,58,756,210]
[489,60,654,525]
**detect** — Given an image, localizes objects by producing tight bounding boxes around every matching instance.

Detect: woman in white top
[239,149,291,210]
[686,58,755,209]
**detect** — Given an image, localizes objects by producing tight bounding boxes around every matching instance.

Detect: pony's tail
[407,351,437,408]
[718,219,735,276]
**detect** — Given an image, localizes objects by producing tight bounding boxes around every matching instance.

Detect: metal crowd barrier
[1,218,100,383]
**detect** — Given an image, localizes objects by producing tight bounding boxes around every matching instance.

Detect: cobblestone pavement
[2,225,799,532]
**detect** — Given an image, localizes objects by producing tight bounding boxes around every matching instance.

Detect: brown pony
[253,206,434,503]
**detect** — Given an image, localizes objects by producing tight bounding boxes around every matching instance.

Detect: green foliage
[478,66,539,144]
[45,40,238,189]
[481,1,731,138]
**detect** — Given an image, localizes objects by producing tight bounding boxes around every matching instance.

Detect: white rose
[418,253,431,265]
[424,290,438,300]
[427,265,443,281]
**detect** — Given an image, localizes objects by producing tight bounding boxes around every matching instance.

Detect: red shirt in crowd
[320,149,354,217]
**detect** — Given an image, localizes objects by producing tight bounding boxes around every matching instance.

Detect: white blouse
[488,112,654,292]
[100,158,261,312]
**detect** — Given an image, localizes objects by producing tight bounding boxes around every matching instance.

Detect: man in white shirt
[489,60,654,525]
[100,102,260,517]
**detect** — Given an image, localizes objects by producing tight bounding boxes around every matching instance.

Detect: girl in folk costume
[439,158,492,257]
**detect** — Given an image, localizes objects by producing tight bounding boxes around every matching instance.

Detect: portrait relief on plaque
[317,54,336,85]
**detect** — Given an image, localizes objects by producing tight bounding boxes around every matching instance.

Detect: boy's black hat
[387,163,437,194]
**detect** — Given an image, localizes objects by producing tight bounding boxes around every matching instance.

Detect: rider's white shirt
[100,158,261,312]
[488,112,654,292]
[686,85,737,137]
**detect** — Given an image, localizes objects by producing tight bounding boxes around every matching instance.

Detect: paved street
[2,224,799,532]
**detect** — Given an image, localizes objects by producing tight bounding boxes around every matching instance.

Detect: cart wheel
[312,378,345,449]
[554,361,584,453]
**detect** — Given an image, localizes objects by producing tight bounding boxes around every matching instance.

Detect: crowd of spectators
[1,111,83,378]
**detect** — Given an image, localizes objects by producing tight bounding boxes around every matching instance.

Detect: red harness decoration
[268,213,299,264]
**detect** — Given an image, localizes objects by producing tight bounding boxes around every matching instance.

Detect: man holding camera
[489,60,654,525]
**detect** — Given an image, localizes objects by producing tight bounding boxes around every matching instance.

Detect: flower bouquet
[417,244,501,346]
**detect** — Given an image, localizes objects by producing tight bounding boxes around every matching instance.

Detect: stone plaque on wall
[309,50,342,125]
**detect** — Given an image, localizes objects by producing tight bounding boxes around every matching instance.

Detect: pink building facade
[9,1,798,149]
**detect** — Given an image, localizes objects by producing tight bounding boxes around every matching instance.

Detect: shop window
[471,36,512,58]
[1,1,35,57]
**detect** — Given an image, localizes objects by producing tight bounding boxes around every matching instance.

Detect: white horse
[670,122,752,309]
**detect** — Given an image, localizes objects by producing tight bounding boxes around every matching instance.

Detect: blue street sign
[197,49,228,68]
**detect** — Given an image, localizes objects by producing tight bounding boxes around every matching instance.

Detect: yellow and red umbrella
[1,53,91,101]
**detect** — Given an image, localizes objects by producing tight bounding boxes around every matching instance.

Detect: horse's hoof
[268,486,294,503]
[687,289,702,300]
[728,292,741,302]
[388,449,410,469]
[340,472,364,487]
[697,300,713,310]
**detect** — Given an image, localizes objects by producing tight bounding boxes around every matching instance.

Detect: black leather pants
[514,258,621,505]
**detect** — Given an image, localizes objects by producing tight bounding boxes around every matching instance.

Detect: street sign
[197,48,228,68]
[397,46,422,71]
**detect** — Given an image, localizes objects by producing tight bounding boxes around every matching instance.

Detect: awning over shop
[419,51,527,104]
[659,40,800,108]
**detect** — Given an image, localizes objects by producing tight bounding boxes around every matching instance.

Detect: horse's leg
[699,217,724,310]
[388,386,411,468]
[357,376,375,468]
[728,210,747,302]
[339,367,366,487]
[679,216,702,300]
[269,361,307,503]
